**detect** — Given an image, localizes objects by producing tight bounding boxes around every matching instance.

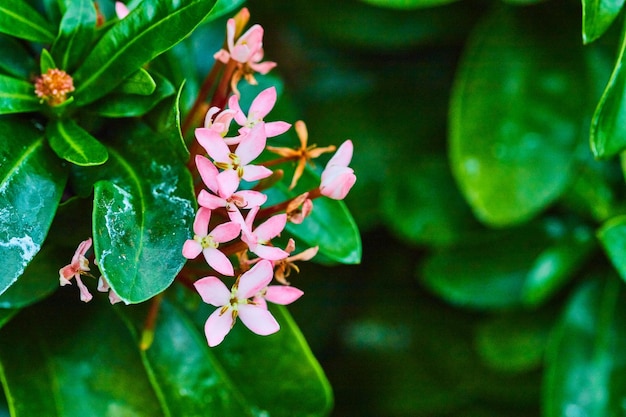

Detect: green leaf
[544,277,626,417]
[590,21,626,158]
[46,118,109,166]
[0,117,67,296]
[113,68,157,96]
[186,297,334,417]
[50,0,96,72]
[420,219,593,310]
[449,6,586,226]
[359,0,459,9]
[0,74,41,115]
[0,295,165,417]
[582,0,624,44]
[39,49,56,74]
[85,71,176,118]
[117,299,254,416]
[265,168,362,264]
[597,215,626,281]
[90,122,195,303]
[0,0,55,42]
[0,34,35,79]
[73,0,217,105]
[0,309,17,331]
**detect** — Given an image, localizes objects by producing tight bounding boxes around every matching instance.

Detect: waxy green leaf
[0,295,165,417]
[597,215,626,281]
[113,69,157,96]
[0,34,35,79]
[51,0,96,72]
[90,122,195,304]
[86,71,175,118]
[544,277,626,417]
[0,117,67,296]
[0,0,55,43]
[0,75,41,115]
[590,21,626,158]
[582,0,624,44]
[47,118,109,166]
[73,0,217,105]
[450,6,586,226]
[117,299,254,416]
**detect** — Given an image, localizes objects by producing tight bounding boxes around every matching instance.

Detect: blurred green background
[243,0,626,415]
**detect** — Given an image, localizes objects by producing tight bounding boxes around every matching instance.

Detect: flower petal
[211,221,241,243]
[248,87,276,120]
[254,214,287,242]
[251,244,289,261]
[241,164,273,182]
[235,190,267,208]
[198,190,226,210]
[264,285,304,305]
[193,207,211,236]
[238,304,279,336]
[196,128,230,163]
[217,169,240,198]
[204,307,234,347]
[196,155,219,194]
[236,122,267,165]
[203,248,235,276]
[237,260,274,298]
[194,276,230,306]
[264,121,291,138]
[182,239,202,259]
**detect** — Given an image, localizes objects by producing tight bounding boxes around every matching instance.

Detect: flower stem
[140,293,163,351]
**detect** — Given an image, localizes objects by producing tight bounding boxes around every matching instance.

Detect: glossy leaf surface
[590,21,626,158]
[450,6,585,226]
[544,278,626,417]
[0,34,35,79]
[598,215,626,281]
[0,75,42,115]
[582,0,624,43]
[46,118,109,166]
[0,0,55,42]
[73,0,217,105]
[50,0,96,72]
[90,122,195,303]
[0,118,67,296]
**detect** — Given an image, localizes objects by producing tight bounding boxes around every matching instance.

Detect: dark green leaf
[117,299,254,416]
[0,295,164,417]
[187,298,334,417]
[544,277,626,417]
[47,118,109,166]
[0,118,67,296]
[359,0,459,9]
[0,34,35,79]
[450,6,586,226]
[265,168,362,265]
[0,74,41,115]
[85,71,175,118]
[210,0,247,19]
[420,219,592,310]
[0,309,17,331]
[73,0,217,105]
[90,122,195,303]
[582,0,624,43]
[51,0,96,72]
[113,68,157,95]
[0,0,55,42]
[590,21,626,158]
[597,215,626,281]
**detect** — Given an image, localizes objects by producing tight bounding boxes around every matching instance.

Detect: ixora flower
[194,260,280,347]
[320,140,357,200]
[229,87,291,138]
[34,68,75,106]
[59,238,93,302]
[182,207,241,276]
[241,206,289,261]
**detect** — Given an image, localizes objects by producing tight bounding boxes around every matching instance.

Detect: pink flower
[253,284,304,309]
[196,155,267,228]
[182,207,241,276]
[115,2,129,19]
[241,206,289,261]
[203,106,236,137]
[213,19,276,74]
[194,260,280,347]
[320,140,356,200]
[196,122,272,184]
[228,87,291,138]
[97,276,125,305]
[59,238,93,302]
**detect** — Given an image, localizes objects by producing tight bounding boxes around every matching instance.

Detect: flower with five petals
[59,238,94,302]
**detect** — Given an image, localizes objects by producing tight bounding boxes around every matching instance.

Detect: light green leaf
[597,215,626,281]
[544,277,626,417]
[50,0,96,72]
[39,49,55,74]
[0,117,67,296]
[0,74,41,115]
[582,0,624,44]
[91,122,195,303]
[450,6,586,226]
[113,68,157,96]
[73,0,217,105]
[46,118,109,166]
[0,0,55,42]
[590,21,626,158]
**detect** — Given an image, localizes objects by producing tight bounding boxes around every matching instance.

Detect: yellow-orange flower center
[34,68,75,106]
